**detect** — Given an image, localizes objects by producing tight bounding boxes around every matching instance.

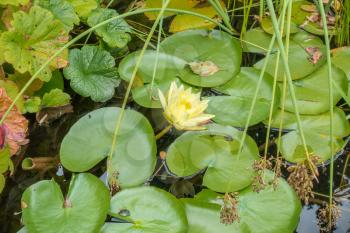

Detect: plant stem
[317,0,335,226]
[265,0,318,178]
[155,125,173,140]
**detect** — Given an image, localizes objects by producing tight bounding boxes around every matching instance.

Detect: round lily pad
[260,16,299,36]
[280,64,348,115]
[166,124,259,193]
[242,28,277,54]
[101,186,188,233]
[266,107,350,163]
[291,0,336,36]
[254,31,326,81]
[60,107,156,188]
[160,30,242,87]
[206,67,280,127]
[21,173,110,233]
[182,171,301,233]
[118,50,187,108]
[332,47,350,96]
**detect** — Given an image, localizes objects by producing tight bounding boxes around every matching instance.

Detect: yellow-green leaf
[0,6,69,81]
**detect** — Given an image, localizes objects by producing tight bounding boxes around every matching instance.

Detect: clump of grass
[335,0,350,46]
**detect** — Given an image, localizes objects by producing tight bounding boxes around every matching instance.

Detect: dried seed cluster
[252,158,272,193]
[220,192,240,225]
[287,157,319,204]
[317,202,341,232]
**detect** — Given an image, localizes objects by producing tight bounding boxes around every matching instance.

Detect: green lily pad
[206,67,280,127]
[182,171,301,233]
[87,8,131,48]
[63,46,120,102]
[60,107,156,188]
[280,64,348,115]
[260,16,299,36]
[242,28,276,54]
[35,0,80,31]
[101,186,188,233]
[0,6,69,81]
[166,124,259,193]
[21,173,110,233]
[266,107,350,163]
[254,31,326,81]
[160,30,242,87]
[291,0,336,36]
[332,47,350,96]
[118,50,187,108]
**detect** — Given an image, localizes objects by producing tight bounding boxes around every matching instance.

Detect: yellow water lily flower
[158,82,215,130]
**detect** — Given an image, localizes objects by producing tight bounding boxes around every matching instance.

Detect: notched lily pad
[160,30,242,87]
[101,186,188,233]
[182,171,301,233]
[207,67,280,127]
[60,107,156,188]
[166,124,259,193]
[118,50,188,108]
[266,107,350,163]
[280,64,348,115]
[21,173,110,233]
[254,31,326,80]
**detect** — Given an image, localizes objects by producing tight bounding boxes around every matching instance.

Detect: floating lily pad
[60,107,156,188]
[241,27,277,54]
[266,107,350,163]
[291,0,336,36]
[21,173,110,233]
[182,171,301,233]
[118,50,188,108]
[260,16,299,36]
[166,124,259,193]
[254,31,326,80]
[280,64,348,115]
[101,186,188,233]
[160,30,242,87]
[332,47,350,96]
[206,67,280,127]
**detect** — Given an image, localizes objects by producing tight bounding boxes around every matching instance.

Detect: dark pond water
[0,97,350,233]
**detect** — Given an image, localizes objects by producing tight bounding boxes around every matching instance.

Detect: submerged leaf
[0,6,69,81]
[87,8,131,48]
[63,46,120,102]
[21,173,110,233]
